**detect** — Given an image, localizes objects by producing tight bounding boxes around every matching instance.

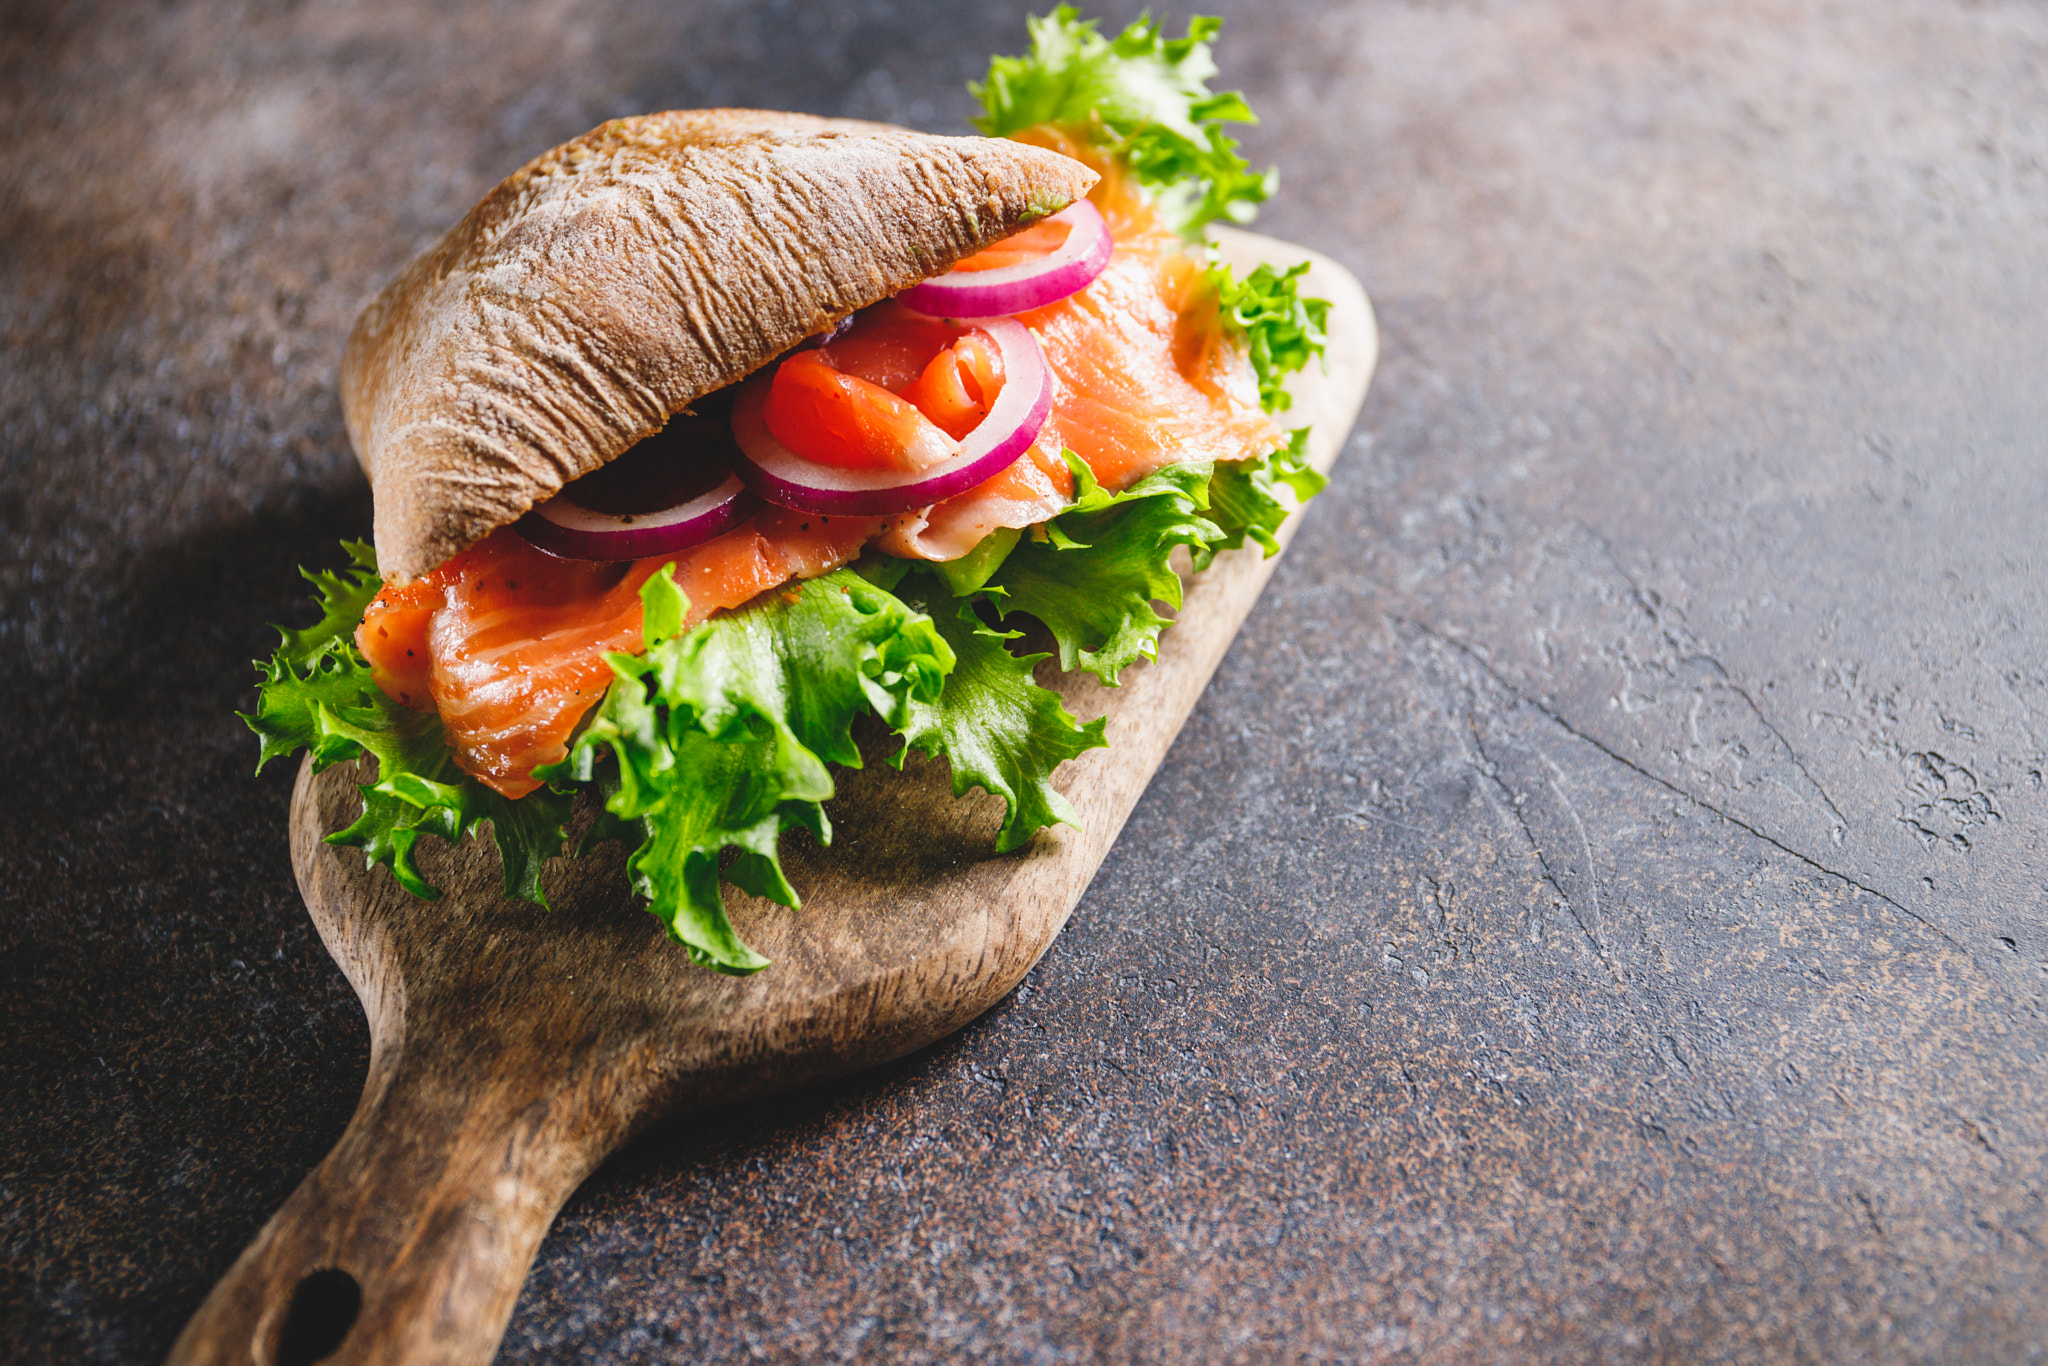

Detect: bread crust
[340,110,1097,583]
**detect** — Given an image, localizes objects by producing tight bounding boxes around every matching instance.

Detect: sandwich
[245,8,1331,975]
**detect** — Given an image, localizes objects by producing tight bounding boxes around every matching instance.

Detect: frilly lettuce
[959,437,1325,692]
[537,566,954,972]
[247,552,1108,975]
[241,542,572,905]
[973,7,1274,234]
[1209,261,1332,413]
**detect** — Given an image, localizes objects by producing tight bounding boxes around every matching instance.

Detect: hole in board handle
[275,1268,360,1366]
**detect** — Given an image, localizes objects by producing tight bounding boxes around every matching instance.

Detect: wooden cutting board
[169,228,1377,1366]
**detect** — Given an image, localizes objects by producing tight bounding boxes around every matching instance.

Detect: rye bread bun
[340,110,1097,583]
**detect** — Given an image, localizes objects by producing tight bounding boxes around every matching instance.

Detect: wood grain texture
[165,228,1376,1366]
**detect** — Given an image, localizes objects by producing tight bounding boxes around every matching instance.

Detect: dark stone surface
[5,0,2046,1360]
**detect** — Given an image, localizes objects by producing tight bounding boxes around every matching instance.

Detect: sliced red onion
[732,318,1053,517]
[897,200,1113,319]
[515,405,759,560]
[516,472,755,561]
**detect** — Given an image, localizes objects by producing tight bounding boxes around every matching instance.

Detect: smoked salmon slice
[356,168,1280,799]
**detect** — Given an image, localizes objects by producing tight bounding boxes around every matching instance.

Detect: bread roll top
[341,110,1096,582]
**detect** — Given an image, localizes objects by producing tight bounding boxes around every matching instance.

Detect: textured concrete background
[5,0,2046,1361]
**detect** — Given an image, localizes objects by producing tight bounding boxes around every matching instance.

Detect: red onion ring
[516,472,756,561]
[897,200,1113,319]
[732,318,1053,517]
[515,405,760,560]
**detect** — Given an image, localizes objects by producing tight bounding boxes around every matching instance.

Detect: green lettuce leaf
[543,566,951,973]
[250,544,1118,976]
[243,540,383,771]
[545,564,1109,971]
[241,543,571,903]
[981,451,1221,685]
[891,578,1108,853]
[972,7,1274,234]
[932,524,1021,597]
[1207,427,1327,557]
[961,433,1328,686]
[1207,260,1332,413]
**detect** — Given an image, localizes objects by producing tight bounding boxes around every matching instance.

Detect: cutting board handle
[166,1034,603,1366]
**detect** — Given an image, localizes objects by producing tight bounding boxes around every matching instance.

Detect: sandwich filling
[247,10,1333,973]
[355,162,1281,801]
